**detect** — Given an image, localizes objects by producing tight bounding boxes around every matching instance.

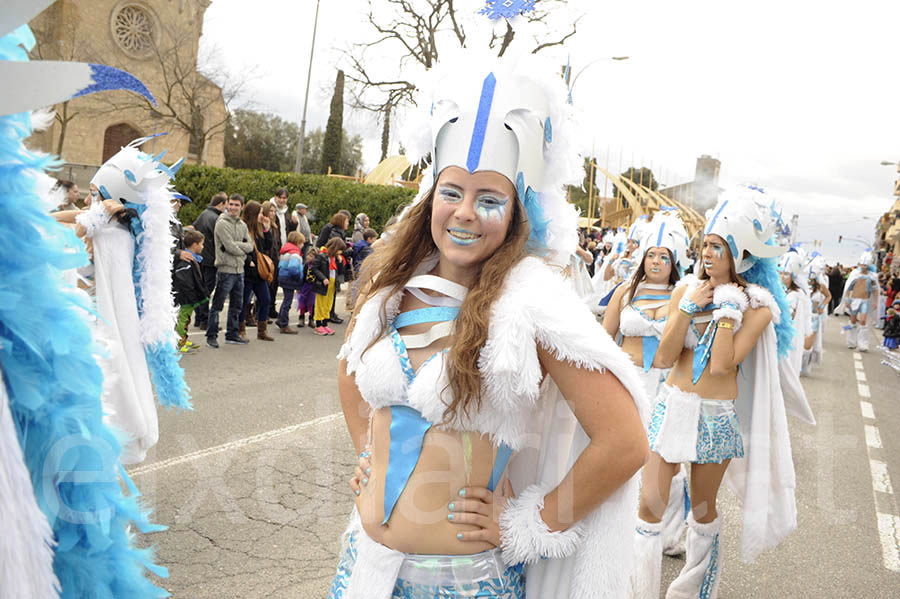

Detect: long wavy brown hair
[357,187,529,422]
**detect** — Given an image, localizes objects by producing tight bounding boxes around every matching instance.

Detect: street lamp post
[294,0,321,174]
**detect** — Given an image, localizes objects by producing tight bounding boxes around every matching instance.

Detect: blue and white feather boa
[125,187,192,411]
[1,28,169,596]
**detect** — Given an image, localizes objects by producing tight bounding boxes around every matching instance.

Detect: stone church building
[28,0,226,184]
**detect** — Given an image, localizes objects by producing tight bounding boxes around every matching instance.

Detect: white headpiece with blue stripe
[704,185,787,273]
[404,49,584,266]
[639,209,692,275]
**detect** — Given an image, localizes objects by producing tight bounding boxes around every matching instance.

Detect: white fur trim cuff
[713,284,748,327]
[499,483,583,566]
[74,204,109,238]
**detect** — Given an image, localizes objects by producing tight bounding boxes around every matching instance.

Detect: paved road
[130,300,900,598]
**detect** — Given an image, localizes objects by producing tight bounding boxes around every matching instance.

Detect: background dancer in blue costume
[631,185,802,599]
[602,210,694,563]
[0,3,169,596]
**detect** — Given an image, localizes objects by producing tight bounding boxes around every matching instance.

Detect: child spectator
[352,228,377,277]
[296,247,318,328]
[276,231,305,334]
[311,237,346,336]
[884,300,900,350]
[173,230,209,351]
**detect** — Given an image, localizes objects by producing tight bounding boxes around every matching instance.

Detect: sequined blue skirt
[647,385,744,464]
[329,532,525,598]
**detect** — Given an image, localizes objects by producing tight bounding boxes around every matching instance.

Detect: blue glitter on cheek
[75,64,156,105]
[712,245,725,260]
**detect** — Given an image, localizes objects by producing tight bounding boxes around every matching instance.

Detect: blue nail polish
[448,503,455,511]
[457,533,463,540]
[354,490,360,496]
[362,478,368,485]
[365,467,371,475]
[447,514,454,521]
[458,489,466,497]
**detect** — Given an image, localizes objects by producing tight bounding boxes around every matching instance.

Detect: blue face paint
[475,194,509,224]
[447,227,481,246]
[712,244,725,260]
[438,186,462,203]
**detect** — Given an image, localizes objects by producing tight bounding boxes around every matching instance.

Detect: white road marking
[865,425,883,449]
[128,412,343,478]
[861,401,876,420]
[876,514,900,572]
[870,460,894,494]
[854,352,863,361]
[855,361,865,371]
[854,354,900,572]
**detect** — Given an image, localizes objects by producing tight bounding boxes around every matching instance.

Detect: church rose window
[111,4,158,59]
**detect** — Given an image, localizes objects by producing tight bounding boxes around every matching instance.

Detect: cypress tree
[320,69,344,174]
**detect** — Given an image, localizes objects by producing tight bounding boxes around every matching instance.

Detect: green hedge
[173,165,417,235]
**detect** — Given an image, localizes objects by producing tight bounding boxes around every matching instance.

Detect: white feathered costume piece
[777,249,816,424]
[76,136,191,464]
[335,46,648,599]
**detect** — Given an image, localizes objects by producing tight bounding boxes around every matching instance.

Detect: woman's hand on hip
[448,478,515,548]
[349,448,372,497]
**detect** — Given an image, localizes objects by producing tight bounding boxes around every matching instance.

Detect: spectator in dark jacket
[315,212,349,248]
[173,230,209,349]
[262,201,283,320]
[191,191,227,328]
[239,200,275,341]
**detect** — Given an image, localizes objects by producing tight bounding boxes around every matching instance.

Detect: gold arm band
[717,321,734,330]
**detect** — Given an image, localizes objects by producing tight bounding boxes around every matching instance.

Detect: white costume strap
[405,275,468,305]
[693,314,713,324]
[401,320,456,349]
[639,283,672,291]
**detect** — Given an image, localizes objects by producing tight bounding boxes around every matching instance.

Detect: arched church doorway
[102,123,143,163]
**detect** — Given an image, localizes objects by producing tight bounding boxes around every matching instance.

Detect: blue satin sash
[642,336,660,372]
[488,444,514,492]
[382,404,433,524]
[692,317,717,384]
[393,306,460,330]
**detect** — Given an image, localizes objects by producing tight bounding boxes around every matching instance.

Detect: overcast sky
[200,0,900,264]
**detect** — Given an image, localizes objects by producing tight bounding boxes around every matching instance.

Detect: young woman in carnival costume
[329,48,649,599]
[839,250,880,352]
[775,248,817,424]
[631,185,811,599]
[801,254,831,374]
[73,135,193,464]
[602,209,693,560]
[0,3,172,595]
[592,222,649,317]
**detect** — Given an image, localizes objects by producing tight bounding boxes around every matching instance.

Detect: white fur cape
[339,255,649,598]
[726,285,801,562]
[779,289,816,424]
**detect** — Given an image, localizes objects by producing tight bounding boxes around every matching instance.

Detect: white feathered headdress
[403,48,585,266]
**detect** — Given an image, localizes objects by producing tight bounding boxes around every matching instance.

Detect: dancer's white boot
[666,514,722,599]
[858,325,870,352]
[662,468,688,556]
[630,517,664,599]
[846,323,859,349]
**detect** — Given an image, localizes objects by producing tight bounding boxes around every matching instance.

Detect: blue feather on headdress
[743,254,795,359]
